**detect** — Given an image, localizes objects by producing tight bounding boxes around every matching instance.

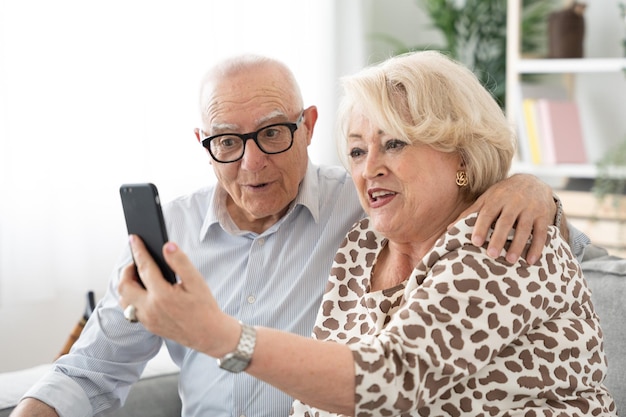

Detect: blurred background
[1,0,624,371]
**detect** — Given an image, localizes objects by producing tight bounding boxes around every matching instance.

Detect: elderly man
[11,54,575,417]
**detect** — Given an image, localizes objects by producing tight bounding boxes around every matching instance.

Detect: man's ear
[303,105,318,146]
[195,128,212,164]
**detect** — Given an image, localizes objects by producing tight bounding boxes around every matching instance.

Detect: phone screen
[119,183,177,285]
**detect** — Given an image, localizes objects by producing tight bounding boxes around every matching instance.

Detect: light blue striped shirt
[24,161,365,417]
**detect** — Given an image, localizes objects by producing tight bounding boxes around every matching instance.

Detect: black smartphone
[119,183,177,285]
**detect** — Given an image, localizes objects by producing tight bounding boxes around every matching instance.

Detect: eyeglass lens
[210,124,294,162]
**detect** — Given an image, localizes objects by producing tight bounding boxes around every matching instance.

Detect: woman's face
[347,111,466,244]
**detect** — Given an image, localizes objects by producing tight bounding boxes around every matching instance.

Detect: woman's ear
[457,155,466,170]
[194,128,202,143]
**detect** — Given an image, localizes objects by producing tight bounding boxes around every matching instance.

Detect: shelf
[511,162,597,178]
[517,58,626,74]
[506,0,626,184]
[511,162,626,179]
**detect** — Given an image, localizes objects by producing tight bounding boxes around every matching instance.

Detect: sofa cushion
[581,244,626,414]
[101,373,180,417]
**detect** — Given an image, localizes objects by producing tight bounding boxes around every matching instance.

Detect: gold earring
[456,170,468,187]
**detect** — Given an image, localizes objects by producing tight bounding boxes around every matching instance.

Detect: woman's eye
[349,148,365,159]
[385,139,407,151]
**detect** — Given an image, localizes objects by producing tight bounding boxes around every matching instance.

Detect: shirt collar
[199,159,320,240]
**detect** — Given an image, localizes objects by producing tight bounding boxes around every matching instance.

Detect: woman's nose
[362,150,385,178]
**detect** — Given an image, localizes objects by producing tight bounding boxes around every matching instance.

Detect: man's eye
[263,127,280,138]
[260,125,289,140]
[217,136,239,148]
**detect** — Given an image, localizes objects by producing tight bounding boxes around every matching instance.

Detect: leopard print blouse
[290,214,617,417]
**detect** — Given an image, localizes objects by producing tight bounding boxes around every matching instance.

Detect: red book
[535,99,587,164]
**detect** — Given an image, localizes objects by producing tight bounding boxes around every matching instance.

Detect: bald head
[199,54,303,125]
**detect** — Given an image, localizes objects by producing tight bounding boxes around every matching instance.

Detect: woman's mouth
[368,189,396,207]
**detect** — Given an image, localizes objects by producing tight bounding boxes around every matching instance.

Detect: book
[522,98,542,164]
[535,99,587,164]
[516,83,569,165]
[535,100,556,165]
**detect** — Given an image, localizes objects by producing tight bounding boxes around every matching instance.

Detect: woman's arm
[248,327,355,415]
[118,236,357,416]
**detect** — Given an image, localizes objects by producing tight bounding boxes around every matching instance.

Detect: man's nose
[240,139,267,170]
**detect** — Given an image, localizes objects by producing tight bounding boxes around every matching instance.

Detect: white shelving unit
[505,0,626,181]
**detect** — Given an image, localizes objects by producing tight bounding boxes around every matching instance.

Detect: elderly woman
[118,51,616,416]
[290,50,616,415]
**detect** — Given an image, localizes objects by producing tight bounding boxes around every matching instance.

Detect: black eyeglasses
[200,112,304,163]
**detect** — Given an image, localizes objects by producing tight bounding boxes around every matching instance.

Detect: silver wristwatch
[217,321,256,373]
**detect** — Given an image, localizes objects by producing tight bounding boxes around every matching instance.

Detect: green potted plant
[371,0,556,108]
[593,138,626,209]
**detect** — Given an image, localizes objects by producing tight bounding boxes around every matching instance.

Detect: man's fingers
[162,241,205,290]
[129,235,170,293]
[486,213,514,259]
[525,222,548,265]
[462,196,492,247]
[503,214,533,264]
[118,261,147,322]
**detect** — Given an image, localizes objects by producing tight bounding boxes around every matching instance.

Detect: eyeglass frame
[200,111,304,163]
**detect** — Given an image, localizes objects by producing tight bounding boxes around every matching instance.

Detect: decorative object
[547,2,586,58]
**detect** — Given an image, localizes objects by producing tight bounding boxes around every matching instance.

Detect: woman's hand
[118,235,240,358]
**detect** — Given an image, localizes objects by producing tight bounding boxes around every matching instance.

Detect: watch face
[218,353,250,373]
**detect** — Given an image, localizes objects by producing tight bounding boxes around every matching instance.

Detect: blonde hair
[337,50,515,200]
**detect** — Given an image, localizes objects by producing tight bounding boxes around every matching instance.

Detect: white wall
[0,0,367,371]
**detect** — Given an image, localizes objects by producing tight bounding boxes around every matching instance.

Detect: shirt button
[247,295,256,304]
[257,238,265,246]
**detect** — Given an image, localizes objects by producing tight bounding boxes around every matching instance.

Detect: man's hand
[457,174,556,265]
[118,235,240,358]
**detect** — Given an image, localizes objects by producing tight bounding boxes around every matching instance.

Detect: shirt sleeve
[567,220,591,262]
[21,247,164,416]
[22,372,92,417]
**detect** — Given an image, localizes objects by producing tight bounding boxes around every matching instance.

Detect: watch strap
[217,321,256,372]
